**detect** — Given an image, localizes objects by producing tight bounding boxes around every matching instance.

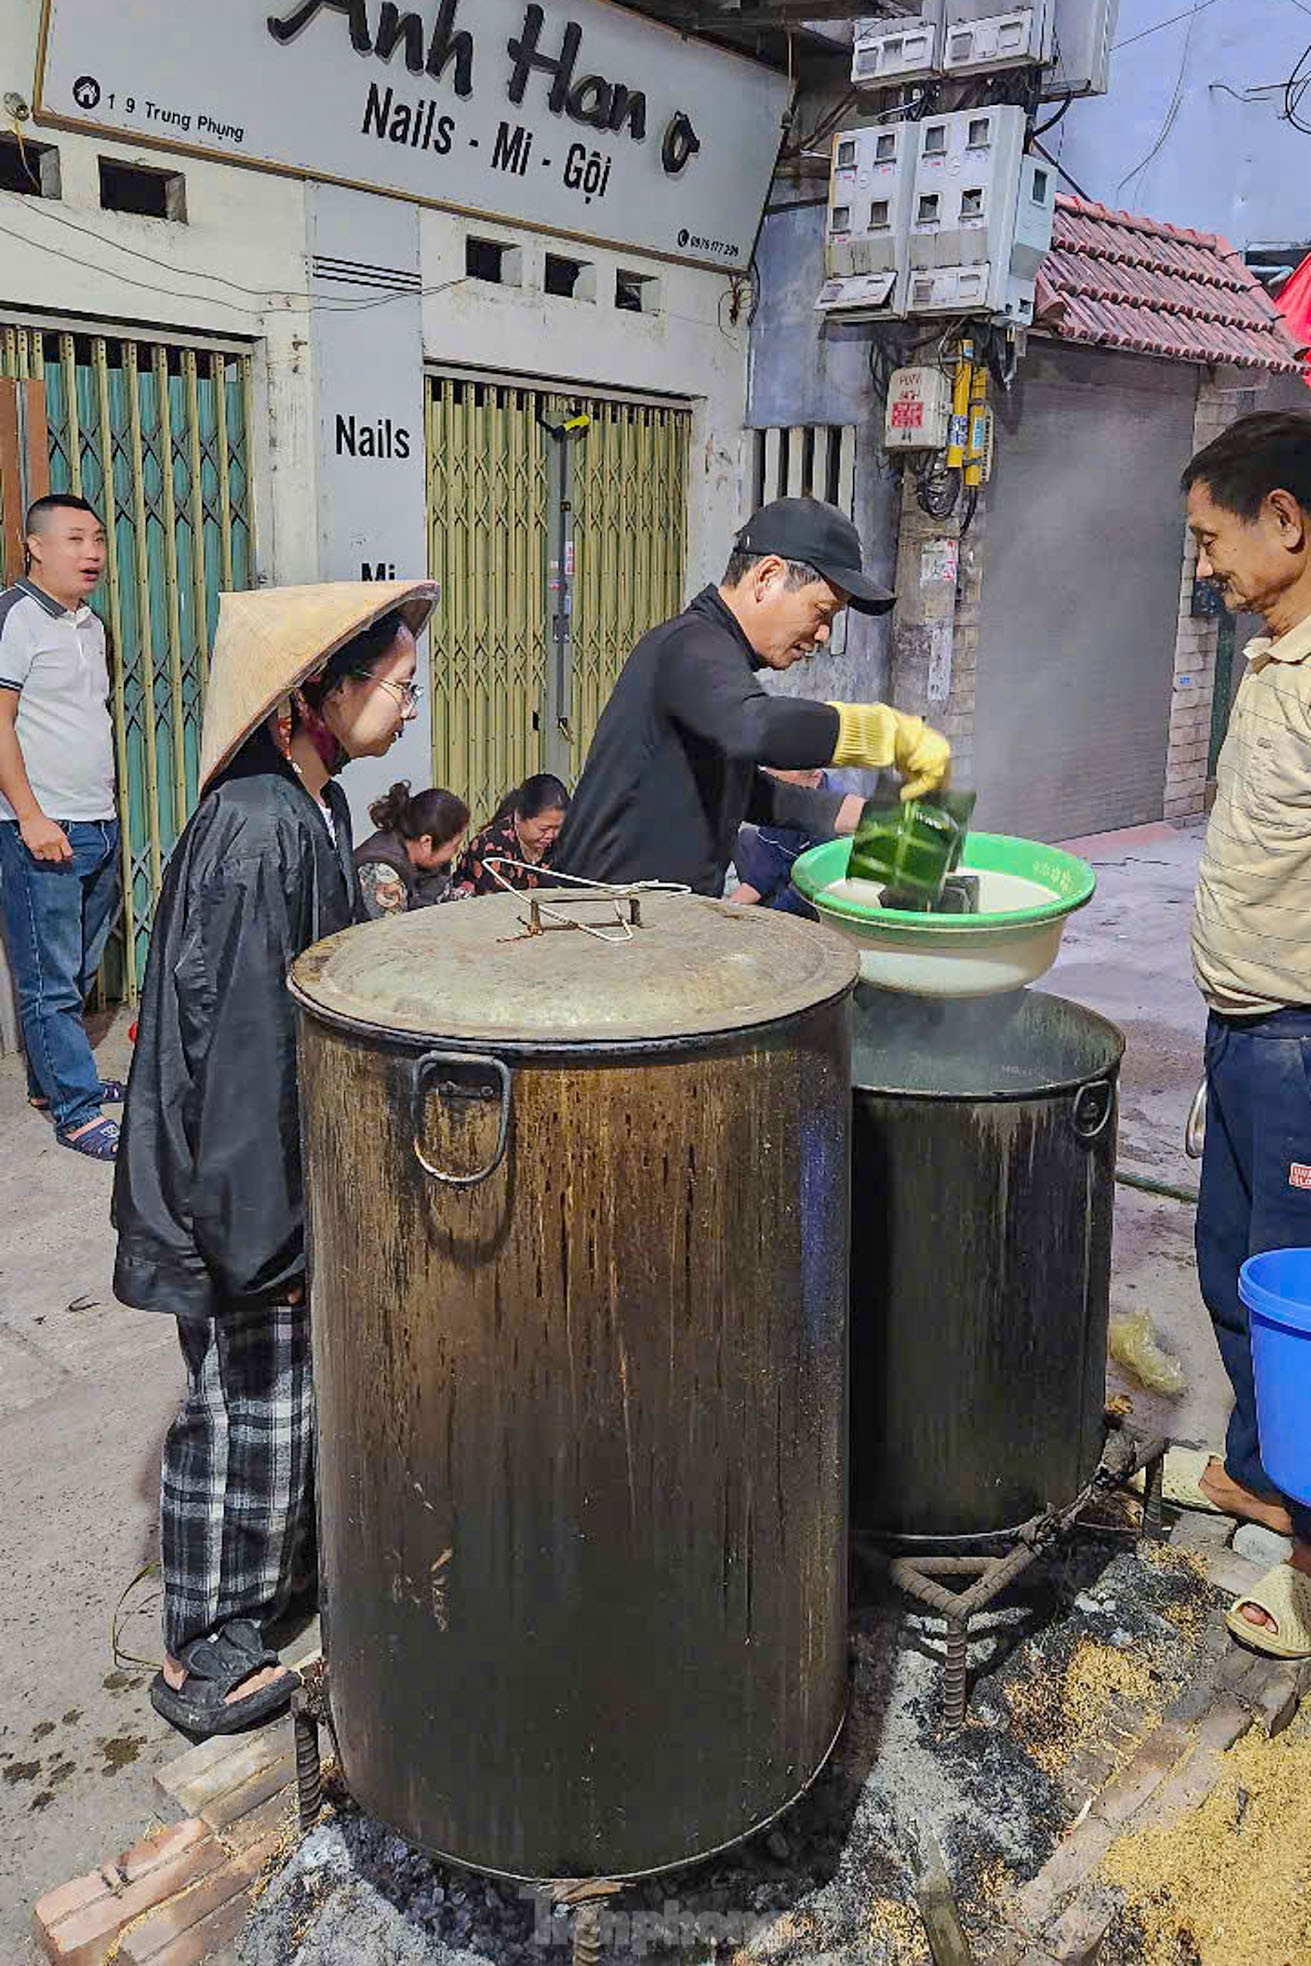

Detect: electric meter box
[852,3,944,86]
[884,366,953,450]
[907,132,1056,322]
[814,271,901,323]
[826,121,918,288]
[1042,0,1119,99]
[910,104,1028,272]
[852,0,1117,100]
[943,2,1054,77]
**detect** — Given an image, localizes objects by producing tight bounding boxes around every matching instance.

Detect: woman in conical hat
[113,579,436,1739]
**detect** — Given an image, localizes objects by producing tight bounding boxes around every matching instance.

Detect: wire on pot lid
[483,858,692,945]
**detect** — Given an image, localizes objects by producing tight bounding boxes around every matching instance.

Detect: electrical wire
[7,188,327,305]
[2,192,473,315]
[1032,135,1095,204]
[5,119,43,192]
[1111,0,1225,54]
[1117,1,1201,195]
[1,203,758,342]
[789,81,931,168]
[1032,93,1075,138]
[1283,38,1311,132]
[914,455,960,520]
[781,86,860,160]
[0,215,474,318]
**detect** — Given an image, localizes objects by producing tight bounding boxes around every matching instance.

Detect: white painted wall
[417,207,749,597]
[0,3,318,582]
[0,0,754,869]
[3,2,759,1046]
[1060,0,1311,249]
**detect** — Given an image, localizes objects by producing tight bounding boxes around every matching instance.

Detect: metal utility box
[884,366,954,450]
[943,2,1054,76]
[852,3,944,85]
[814,270,900,322]
[1042,0,1120,99]
[910,105,1027,270]
[826,121,918,284]
[908,111,1055,321]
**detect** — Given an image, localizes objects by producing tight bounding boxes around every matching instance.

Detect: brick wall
[1164,370,1263,817]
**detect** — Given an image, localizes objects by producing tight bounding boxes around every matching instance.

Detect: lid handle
[411,1050,512,1188]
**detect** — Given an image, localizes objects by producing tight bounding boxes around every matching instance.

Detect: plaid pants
[160,1299,315,1656]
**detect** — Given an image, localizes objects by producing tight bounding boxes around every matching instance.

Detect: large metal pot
[290,892,858,1880]
[849,985,1124,1544]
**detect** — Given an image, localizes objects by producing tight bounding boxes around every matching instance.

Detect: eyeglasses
[371,676,423,713]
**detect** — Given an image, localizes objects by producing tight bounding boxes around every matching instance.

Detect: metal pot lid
[290,889,859,1047]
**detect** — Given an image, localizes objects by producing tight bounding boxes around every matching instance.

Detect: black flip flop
[149,1618,300,1739]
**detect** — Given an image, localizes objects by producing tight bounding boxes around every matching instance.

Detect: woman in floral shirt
[354,780,469,918]
[454,774,570,896]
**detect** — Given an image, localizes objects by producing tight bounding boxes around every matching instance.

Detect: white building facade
[0,0,788,997]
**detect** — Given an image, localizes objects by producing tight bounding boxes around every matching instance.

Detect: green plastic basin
[791,832,1097,998]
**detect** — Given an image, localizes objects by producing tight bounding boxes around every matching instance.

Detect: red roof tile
[1034,194,1307,375]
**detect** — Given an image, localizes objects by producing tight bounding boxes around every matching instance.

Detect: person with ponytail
[354,780,468,916]
[454,772,570,896]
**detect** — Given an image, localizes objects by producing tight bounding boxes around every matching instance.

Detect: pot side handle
[1071,1079,1115,1143]
[411,1050,513,1188]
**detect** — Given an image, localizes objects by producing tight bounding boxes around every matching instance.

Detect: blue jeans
[1197,1008,1311,1544]
[0,819,121,1133]
[733,824,820,920]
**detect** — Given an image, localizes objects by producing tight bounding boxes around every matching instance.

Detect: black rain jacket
[111,729,359,1320]
[553,587,846,894]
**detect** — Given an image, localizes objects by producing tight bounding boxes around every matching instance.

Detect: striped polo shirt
[0,578,115,822]
[1193,610,1311,1016]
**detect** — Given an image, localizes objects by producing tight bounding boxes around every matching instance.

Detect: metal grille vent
[310,255,423,293]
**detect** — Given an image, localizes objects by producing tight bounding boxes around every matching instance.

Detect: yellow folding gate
[426,372,689,826]
[0,320,254,998]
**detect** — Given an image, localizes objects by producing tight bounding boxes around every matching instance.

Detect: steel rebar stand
[884,1424,1168,1728]
[293,1657,332,1830]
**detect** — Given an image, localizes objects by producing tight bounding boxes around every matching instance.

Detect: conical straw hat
[199,580,438,790]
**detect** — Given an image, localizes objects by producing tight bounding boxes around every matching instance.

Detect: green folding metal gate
[0,320,254,998]
[426,373,689,825]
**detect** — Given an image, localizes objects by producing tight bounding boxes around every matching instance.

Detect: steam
[852,985,1117,1099]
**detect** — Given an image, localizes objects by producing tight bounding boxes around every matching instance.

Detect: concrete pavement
[0,1011,182,1964]
[1049,820,1231,1456]
[0,820,1235,1962]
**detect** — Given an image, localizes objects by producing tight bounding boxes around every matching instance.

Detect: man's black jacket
[112,730,358,1319]
[554,587,846,894]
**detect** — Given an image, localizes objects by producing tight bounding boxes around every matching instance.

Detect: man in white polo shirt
[1183,411,1311,1657]
[0,494,123,1159]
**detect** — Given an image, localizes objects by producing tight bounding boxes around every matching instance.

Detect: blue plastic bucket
[1239,1248,1311,1506]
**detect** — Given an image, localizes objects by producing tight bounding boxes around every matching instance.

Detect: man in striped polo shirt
[1184,412,1311,1655]
[0,494,122,1158]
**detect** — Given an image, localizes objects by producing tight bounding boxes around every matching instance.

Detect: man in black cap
[554,496,950,895]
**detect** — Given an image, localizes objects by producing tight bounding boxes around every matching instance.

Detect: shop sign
[37,0,791,270]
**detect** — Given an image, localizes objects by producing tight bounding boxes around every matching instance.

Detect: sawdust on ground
[1001,1637,1171,1778]
[1140,1539,1213,1644]
[868,1895,929,1963]
[1101,1702,1311,1964]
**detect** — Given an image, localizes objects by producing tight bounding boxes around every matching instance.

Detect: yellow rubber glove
[828,703,952,801]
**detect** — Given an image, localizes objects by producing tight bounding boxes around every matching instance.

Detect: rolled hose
[1115,1168,1198,1206]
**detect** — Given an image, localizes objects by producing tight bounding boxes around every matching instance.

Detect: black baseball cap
[733,497,895,615]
